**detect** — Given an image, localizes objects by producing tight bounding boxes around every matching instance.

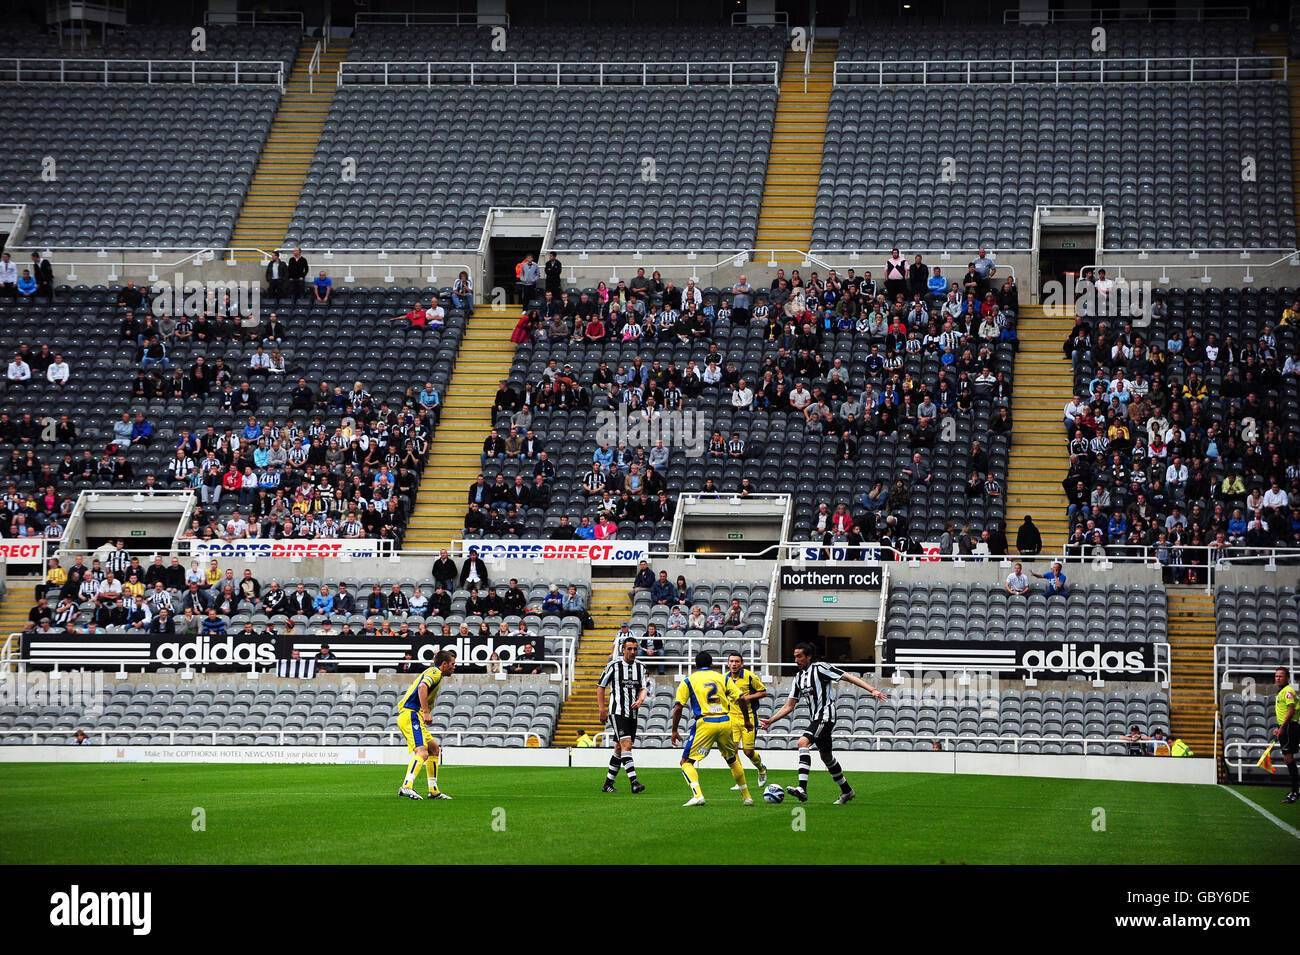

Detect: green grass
[0,764,1295,864]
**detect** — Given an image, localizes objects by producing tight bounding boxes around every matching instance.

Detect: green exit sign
[822,595,838,604]
[727,532,743,540]
[1060,241,1077,248]
[130,529,147,537]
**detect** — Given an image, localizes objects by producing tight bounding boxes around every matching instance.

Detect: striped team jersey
[725,668,766,725]
[788,662,845,722]
[399,666,445,712]
[598,658,648,717]
[675,668,741,723]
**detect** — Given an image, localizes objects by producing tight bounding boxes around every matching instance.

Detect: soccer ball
[762,784,785,804]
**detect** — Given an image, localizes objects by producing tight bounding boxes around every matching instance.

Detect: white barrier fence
[0,57,286,87]
[338,59,781,87]
[833,55,1285,85]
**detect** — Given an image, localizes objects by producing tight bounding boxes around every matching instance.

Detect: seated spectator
[1031,561,1068,598]
[1004,561,1030,596]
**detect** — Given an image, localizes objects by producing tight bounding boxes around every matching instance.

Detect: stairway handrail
[307,38,321,93]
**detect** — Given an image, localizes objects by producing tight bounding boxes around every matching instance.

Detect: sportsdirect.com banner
[885,641,1156,679]
[188,540,392,559]
[25,632,543,671]
[462,539,650,565]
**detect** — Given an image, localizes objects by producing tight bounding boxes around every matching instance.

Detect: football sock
[797,749,811,789]
[681,762,703,799]
[402,756,421,788]
[606,753,622,782]
[748,751,766,773]
[825,757,851,794]
[727,759,750,799]
[621,754,638,783]
[1289,760,1298,793]
[425,754,439,792]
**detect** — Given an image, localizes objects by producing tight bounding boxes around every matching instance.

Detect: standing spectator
[30,252,54,301]
[286,247,310,302]
[518,254,540,304]
[544,251,563,296]
[265,251,286,299]
[0,251,16,300]
[1016,515,1043,556]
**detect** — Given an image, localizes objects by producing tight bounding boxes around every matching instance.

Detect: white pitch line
[1219,784,1300,840]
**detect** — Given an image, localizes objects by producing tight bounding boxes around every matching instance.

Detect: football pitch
[1,764,1295,865]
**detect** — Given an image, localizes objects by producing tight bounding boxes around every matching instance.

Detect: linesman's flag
[1257,743,1277,774]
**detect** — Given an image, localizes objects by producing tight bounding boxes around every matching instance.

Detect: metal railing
[1224,740,1279,780]
[0,728,551,747]
[0,57,285,87]
[307,39,322,93]
[354,12,510,28]
[10,653,570,688]
[594,728,1159,754]
[1084,249,1300,284]
[1215,644,1300,691]
[338,59,781,87]
[731,11,789,29]
[833,55,1284,85]
[1003,5,1250,23]
[201,9,305,30]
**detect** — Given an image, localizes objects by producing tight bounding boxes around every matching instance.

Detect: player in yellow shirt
[725,651,768,788]
[396,649,456,800]
[670,651,754,807]
[1274,666,1298,803]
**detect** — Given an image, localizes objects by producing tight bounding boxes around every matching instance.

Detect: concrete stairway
[228,39,349,258]
[1166,587,1218,763]
[753,40,835,262]
[1006,303,1076,552]
[402,306,519,551]
[552,582,630,746]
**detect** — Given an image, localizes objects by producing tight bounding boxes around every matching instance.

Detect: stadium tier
[0,85,278,247]
[347,22,786,63]
[885,583,1168,644]
[631,684,1171,754]
[0,285,463,542]
[289,86,776,249]
[835,21,1257,60]
[1061,286,1299,565]
[0,23,299,67]
[497,278,1013,543]
[813,84,1292,251]
[1215,586,1300,662]
[0,676,563,748]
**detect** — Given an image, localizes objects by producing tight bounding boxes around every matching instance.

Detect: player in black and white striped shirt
[597,637,648,794]
[761,641,887,805]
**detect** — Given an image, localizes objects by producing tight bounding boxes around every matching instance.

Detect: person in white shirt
[701,361,722,386]
[427,301,446,328]
[7,354,31,386]
[1005,562,1030,596]
[1165,457,1188,487]
[0,252,17,299]
[731,379,754,410]
[46,354,70,386]
[249,347,272,374]
[1263,482,1290,510]
[1063,394,1085,433]
[788,383,812,411]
